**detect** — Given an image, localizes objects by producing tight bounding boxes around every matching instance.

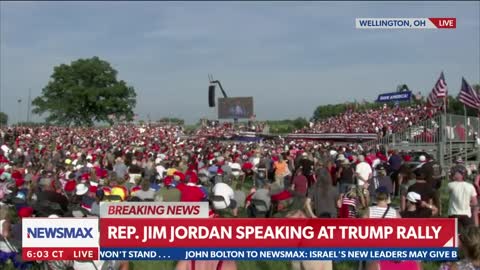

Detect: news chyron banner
[23,203,459,262]
[101,202,458,261]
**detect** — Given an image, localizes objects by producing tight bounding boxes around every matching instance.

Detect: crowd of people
[194,122,267,138]
[0,124,478,270]
[295,104,440,135]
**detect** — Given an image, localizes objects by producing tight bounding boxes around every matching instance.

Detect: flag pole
[444,95,447,154]
[442,72,448,166]
[477,110,480,164]
[449,114,452,167]
[464,104,467,163]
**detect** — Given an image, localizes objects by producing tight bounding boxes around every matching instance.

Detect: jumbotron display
[218,97,254,119]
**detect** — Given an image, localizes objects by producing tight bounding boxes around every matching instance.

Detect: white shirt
[212,183,234,210]
[356,162,372,186]
[251,157,260,167]
[368,205,398,218]
[448,181,477,217]
[156,165,166,177]
[371,158,381,178]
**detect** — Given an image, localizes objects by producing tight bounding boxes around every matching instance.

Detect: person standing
[388,150,403,174]
[305,169,338,218]
[422,156,443,215]
[447,165,479,231]
[369,164,393,203]
[364,186,399,219]
[298,152,314,187]
[287,210,333,270]
[355,155,372,189]
[113,157,128,181]
[400,191,437,218]
[291,168,308,197]
[273,155,289,189]
[362,187,406,270]
[336,159,355,194]
[407,168,435,211]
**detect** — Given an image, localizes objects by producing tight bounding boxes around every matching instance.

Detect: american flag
[427,72,448,107]
[458,77,480,110]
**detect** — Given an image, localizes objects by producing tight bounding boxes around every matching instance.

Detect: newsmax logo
[356,18,456,29]
[23,218,99,248]
[27,227,93,239]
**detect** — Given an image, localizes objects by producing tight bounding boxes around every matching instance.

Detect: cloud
[1,1,479,124]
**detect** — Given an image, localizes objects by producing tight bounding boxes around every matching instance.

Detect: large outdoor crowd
[295,104,440,135]
[195,121,267,138]
[0,123,478,270]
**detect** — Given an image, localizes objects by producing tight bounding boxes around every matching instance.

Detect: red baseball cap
[89,186,98,193]
[15,178,25,187]
[164,176,173,186]
[18,207,33,218]
[64,180,77,192]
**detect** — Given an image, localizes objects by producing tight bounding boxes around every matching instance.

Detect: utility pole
[17,98,22,125]
[27,88,31,122]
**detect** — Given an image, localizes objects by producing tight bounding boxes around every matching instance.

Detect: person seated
[134,179,155,201]
[155,176,181,202]
[246,183,271,217]
[233,183,246,209]
[177,176,208,202]
[212,182,238,217]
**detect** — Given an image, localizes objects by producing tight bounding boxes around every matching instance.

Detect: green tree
[312,104,348,121]
[32,57,137,126]
[0,112,8,126]
[396,84,410,92]
[292,117,308,129]
[158,117,185,125]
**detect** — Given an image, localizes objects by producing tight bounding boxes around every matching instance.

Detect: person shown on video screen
[229,101,246,118]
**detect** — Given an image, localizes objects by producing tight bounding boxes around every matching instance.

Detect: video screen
[218,97,254,119]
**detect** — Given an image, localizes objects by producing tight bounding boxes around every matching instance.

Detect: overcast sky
[1,1,479,124]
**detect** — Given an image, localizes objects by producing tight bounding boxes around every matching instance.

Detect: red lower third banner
[100,218,457,248]
[22,247,99,261]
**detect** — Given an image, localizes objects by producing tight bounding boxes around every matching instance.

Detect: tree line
[0,56,478,128]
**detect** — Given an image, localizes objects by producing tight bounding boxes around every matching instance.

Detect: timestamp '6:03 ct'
[25,250,64,260]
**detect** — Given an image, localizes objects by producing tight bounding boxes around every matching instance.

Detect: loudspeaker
[208,85,215,107]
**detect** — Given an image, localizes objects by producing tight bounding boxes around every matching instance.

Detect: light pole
[17,98,22,125]
[27,88,31,123]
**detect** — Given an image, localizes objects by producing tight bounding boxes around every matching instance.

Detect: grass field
[126,180,452,270]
